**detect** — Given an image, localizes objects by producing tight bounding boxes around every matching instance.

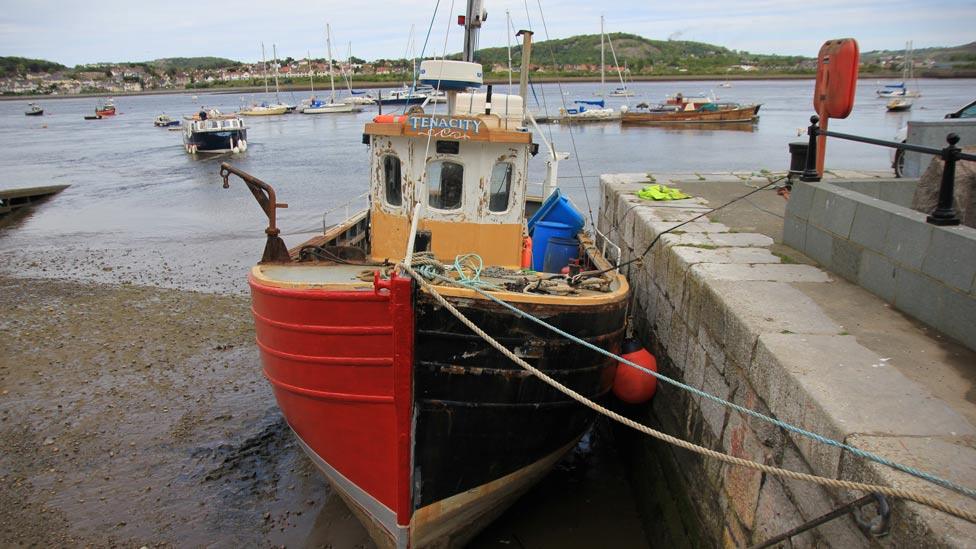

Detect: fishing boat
[886,98,913,112]
[182,109,247,154]
[219,7,628,547]
[95,99,116,116]
[154,114,180,127]
[302,24,360,114]
[25,103,43,116]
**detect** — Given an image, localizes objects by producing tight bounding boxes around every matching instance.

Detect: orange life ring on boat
[373,114,408,124]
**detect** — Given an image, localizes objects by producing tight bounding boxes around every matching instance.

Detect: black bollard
[926,133,962,226]
[800,115,822,182]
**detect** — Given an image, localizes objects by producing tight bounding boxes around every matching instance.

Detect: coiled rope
[399,261,976,524]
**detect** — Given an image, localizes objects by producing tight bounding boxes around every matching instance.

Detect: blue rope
[417,265,976,501]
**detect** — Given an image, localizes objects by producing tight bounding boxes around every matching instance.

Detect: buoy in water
[612,338,657,404]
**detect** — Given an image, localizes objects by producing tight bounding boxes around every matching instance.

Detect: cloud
[0,0,972,65]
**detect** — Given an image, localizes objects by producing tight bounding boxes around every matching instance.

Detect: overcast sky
[2,0,974,66]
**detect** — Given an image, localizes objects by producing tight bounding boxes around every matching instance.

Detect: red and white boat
[95,99,116,117]
[221,4,629,547]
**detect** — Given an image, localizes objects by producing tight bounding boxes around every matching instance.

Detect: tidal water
[0,78,972,292]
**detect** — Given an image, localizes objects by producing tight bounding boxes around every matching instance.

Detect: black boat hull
[412,292,627,510]
[183,129,247,153]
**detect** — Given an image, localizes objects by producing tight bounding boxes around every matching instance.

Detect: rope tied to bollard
[398,261,976,524]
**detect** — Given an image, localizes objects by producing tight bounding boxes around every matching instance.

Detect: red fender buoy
[612,338,658,404]
[521,235,533,269]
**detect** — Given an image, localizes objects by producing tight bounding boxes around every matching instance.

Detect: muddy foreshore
[0,275,372,548]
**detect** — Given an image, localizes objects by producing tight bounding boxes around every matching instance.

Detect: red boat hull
[250,274,414,546]
[96,108,116,116]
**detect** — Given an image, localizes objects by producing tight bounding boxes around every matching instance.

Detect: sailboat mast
[345,42,354,94]
[326,24,337,103]
[261,43,269,94]
[506,9,513,93]
[272,44,281,104]
[600,15,605,96]
[308,51,314,94]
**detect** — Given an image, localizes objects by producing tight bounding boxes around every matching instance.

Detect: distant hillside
[0,56,66,78]
[861,42,976,62]
[148,57,243,71]
[460,33,811,73]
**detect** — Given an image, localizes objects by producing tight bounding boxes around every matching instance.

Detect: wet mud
[0,276,647,547]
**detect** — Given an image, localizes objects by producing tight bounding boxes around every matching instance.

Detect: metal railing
[800,114,976,226]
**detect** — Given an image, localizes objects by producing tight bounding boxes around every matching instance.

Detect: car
[945,99,976,119]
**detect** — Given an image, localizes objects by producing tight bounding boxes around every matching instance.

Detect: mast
[307,51,314,94]
[261,43,269,94]
[326,24,337,103]
[272,43,281,104]
[462,0,485,63]
[345,42,355,94]
[506,9,513,93]
[516,30,533,107]
[600,15,605,96]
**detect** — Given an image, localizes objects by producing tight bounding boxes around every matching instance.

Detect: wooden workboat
[220,9,628,547]
[622,103,761,125]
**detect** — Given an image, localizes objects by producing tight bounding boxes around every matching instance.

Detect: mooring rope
[398,262,976,524]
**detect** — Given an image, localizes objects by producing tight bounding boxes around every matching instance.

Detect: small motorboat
[154,114,181,127]
[25,103,44,116]
[84,114,103,120]
[886,98,913,112]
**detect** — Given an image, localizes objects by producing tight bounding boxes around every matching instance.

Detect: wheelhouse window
[488,162,513,212]
[427,160,463,210]
[383,155,402,206]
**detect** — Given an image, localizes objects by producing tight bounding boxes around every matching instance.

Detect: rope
[398,263,976,524]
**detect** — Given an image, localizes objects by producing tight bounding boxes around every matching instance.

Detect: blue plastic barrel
[543,237,580,273]
[532,221,575,271]
[527,189,585,236]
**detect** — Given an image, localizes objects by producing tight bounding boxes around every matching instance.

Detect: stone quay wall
[599,174,976,547]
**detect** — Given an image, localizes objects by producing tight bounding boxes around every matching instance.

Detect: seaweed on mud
[192,411,294,500]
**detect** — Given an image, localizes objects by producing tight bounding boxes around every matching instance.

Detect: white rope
[398,263,976,525]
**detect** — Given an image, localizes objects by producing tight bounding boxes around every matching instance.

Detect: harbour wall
[783,179,976,352]
[599,174,976,547]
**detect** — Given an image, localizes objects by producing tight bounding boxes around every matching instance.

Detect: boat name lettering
[408,116,481,134]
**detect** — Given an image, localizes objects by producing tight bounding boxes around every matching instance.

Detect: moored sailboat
[302,24,360,114]
[219,4,628,547]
